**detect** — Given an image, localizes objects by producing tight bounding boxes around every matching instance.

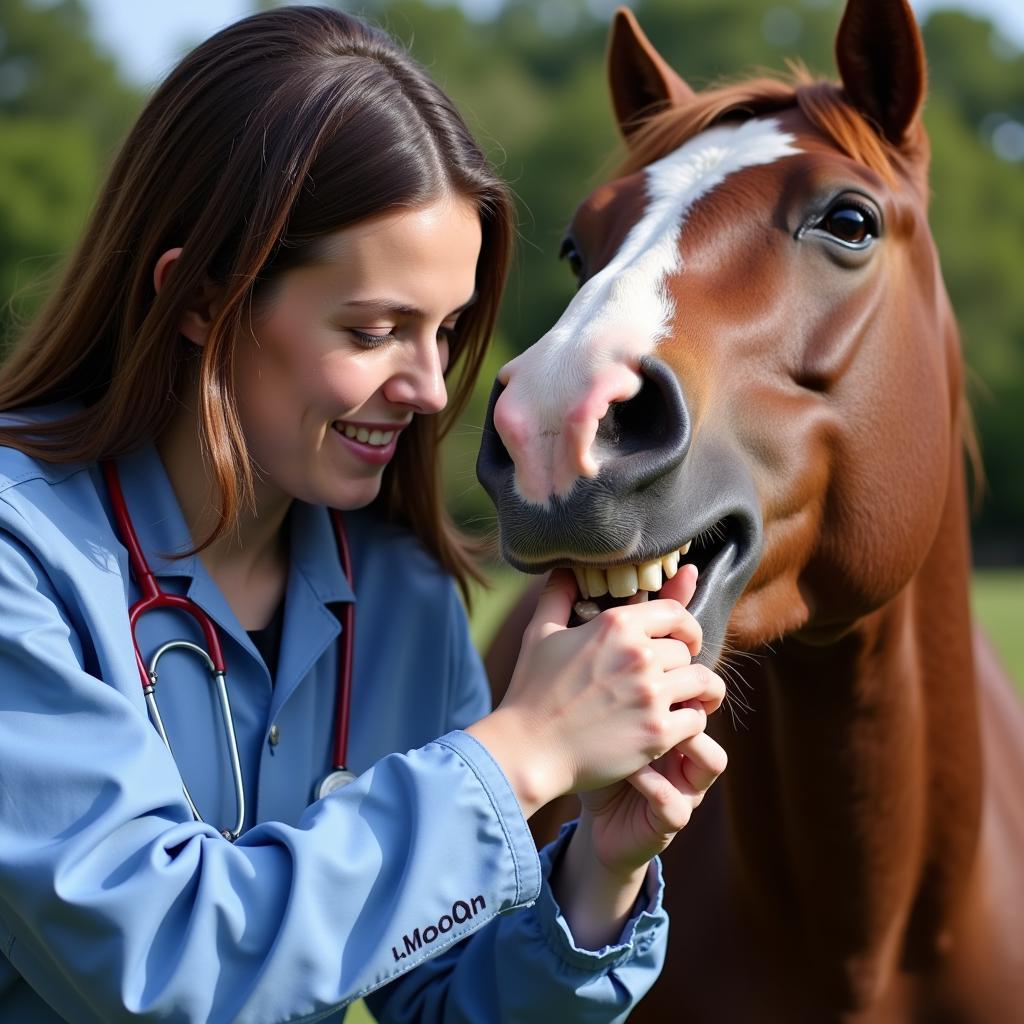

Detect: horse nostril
[595,355,691,491]
[477,379,514,500]
[596,374,666,454]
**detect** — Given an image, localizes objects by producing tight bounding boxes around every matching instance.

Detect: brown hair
[0,5,513,599]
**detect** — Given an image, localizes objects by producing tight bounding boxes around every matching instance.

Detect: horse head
[478,0,960,668]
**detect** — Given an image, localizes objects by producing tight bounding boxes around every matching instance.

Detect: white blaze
[497,117,800,505]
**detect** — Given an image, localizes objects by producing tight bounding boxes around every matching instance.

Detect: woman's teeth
[571,541,693,599]
[335,423,395,447]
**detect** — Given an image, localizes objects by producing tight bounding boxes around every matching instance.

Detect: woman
[0,7,726,1022]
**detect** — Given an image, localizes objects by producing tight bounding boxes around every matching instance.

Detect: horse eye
[818,203,878,246]
[559,237,584,281]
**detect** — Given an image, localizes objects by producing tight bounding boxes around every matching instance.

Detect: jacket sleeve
[0,519,542,1024]
[365,584,669,1024]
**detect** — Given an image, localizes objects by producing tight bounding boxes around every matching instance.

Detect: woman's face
[235,195,482,511]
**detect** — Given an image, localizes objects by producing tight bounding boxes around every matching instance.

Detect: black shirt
[247,598,286,684]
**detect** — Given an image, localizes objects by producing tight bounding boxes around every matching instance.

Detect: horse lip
[687,531,740,626]
[500,510,743,575]
[502,503,760,669]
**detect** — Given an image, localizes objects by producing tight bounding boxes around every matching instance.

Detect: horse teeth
[608,565,639,598]
[573,600,601,622]
[586,567,608,597]
[572,541,696,601]
[572,567,589,598]
[637,559,663,592]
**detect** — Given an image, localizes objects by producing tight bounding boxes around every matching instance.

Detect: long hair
[0,5,512,599]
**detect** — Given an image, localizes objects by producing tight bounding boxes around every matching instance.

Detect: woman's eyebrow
[342,292,478,318]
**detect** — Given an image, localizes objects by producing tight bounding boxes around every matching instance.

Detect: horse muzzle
[477,355,764,664]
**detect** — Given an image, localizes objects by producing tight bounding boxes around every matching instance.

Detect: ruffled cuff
[532,820,667,971]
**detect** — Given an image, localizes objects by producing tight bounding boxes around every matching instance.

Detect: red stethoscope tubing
[330,510,355,773]
[102,460,355,776]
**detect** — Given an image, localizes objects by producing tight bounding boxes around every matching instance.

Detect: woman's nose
[384,338,448,414]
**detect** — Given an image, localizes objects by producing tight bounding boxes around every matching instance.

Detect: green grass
[467,565,531,651]
[972,570,1024,695]
[345,1001,375,1024]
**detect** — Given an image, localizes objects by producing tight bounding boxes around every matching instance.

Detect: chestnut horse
[478,1,1024,1020]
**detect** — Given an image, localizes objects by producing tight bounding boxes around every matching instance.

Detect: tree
[0,0,140,347]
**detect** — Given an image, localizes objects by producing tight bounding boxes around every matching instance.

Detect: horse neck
[725,437,981,1004]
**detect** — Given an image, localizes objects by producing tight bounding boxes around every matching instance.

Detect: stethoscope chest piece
[316,768,358,799]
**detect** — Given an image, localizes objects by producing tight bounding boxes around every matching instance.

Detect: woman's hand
[578,701,727,873]
[549,720,726,951]
[550,716,727,949]
[575,564,726,876]
[467,563,720,818]
[539,566,726,949]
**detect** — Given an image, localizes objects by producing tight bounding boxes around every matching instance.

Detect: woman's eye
[816,202,879,247]
[350,329,395,348]
[559,237,584,281]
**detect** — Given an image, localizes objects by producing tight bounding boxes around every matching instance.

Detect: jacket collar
[112,442,355,606]
[111,444,356,712]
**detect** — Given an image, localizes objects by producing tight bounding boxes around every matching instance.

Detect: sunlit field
[972,570,1024,694]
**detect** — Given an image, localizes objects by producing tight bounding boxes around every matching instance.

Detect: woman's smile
[330,418,406,465]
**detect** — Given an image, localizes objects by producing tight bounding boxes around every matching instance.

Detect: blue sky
[81,0,1024,86]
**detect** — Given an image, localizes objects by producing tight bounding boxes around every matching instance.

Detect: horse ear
[836,0,926,145]
[608,7,695,140]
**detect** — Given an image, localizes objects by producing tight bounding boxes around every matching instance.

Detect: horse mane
[617,66,901,185]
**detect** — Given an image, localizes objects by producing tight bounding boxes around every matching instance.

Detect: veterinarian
[0,7,726,1021]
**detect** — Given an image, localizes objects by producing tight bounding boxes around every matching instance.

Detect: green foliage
[0,0,140,344]
[0,0,1020,552]
[919,15,1024,544]
[0,0,138,150]
[0,116,97,332]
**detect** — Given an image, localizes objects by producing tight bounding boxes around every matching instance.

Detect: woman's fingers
[597,599,702,660]
[675,731,729,794]
[662,664,726,714]
[659,562,698,609]
[526,569,577,638]
[627,763,694,834]
[628,732,728,834]
[648,637,692,673]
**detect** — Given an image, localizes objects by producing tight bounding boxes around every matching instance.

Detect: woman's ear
[153,247,221,347]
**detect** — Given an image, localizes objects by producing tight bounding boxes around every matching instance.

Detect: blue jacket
[0,409,667,1023]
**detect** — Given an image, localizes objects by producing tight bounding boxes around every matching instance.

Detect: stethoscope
[102,460,357,842]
